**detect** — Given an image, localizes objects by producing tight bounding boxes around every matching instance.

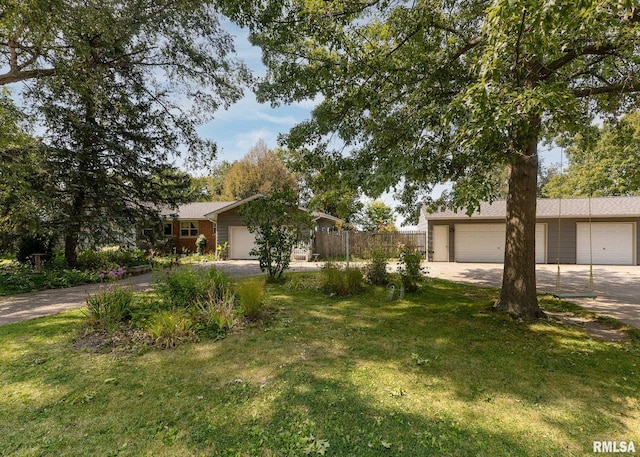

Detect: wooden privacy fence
[313,231,427,259]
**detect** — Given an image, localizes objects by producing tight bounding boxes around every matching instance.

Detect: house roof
[203,194,264,220]
[425,196,640,220]
[312,212,342,223]
[161,195,344,224]
[161,201,233,220]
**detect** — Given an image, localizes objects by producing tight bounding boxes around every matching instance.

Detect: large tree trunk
[494,136,546,320]
[64,232,79,269]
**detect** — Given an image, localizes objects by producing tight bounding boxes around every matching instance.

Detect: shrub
[193,288,237,337]
[154,267,231,309]
[397,246,426,292]
[321,262,364,296]
[85,286,135,330]
[148,309,196,348]
[77,247,147,271]
[16,234,54,265]
[196,234,208,255]
[236,279,266,319]
[365,249,389,285]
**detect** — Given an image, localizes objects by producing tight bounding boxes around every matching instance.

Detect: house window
[164,223,173,236]
[180,221,198,237]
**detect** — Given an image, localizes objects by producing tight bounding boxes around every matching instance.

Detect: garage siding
[216,207,247,247]
[430,217,640,265]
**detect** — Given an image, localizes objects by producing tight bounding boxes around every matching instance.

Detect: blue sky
[196,23,316,165]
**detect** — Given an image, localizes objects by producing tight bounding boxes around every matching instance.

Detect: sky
[196,23,316,165]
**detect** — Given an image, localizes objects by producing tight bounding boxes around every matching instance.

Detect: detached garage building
[422,196,640,265]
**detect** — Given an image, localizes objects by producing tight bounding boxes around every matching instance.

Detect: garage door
[454,224,547,263]
[576,222,635,265]
[229,226,258,260]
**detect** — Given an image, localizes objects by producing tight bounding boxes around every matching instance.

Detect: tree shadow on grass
[0,280,638,455]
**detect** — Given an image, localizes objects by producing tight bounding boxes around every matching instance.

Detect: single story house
[160,195,341,259]
[420,196,640,265]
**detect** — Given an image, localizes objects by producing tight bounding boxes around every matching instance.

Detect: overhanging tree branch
[573,80,640,97]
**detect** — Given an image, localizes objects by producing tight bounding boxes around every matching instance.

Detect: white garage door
[576,222,635,265]
[229,226,258,260]
[454,223,547,263]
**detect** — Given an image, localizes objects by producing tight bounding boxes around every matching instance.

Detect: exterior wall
[216,207,247,246]
[172,219,216,254]
[427,217,640,265]
[543,217,640,265]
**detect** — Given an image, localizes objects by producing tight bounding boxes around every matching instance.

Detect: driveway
[0,261,323,326]
[427,262,640,328]
[2,261,638,328]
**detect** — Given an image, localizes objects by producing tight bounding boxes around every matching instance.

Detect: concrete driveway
[2,260,638,328]
[426,262,640,328]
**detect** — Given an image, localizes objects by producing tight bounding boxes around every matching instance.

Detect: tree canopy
[220,140,298,200]
[238,0,640,319]
[0,0,250,263]
[356,201,396,232]
[542,113,640,198]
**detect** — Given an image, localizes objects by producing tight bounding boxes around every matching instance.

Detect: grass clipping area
[1,274,639,456]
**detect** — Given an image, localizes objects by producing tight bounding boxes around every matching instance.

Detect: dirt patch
[74,328,153,354]
[546,311,628,343]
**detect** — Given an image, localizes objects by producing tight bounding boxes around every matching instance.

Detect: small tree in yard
[240,188,313,281]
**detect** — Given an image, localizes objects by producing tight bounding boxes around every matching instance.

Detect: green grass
[0,275,639,456]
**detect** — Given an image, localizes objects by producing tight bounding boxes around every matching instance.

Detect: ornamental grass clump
[236,279,266,319]
[321,262,364,296]
[154,267,231,309]
[84,286,135,330]
[148,309,195,348]
[365,249,389,285]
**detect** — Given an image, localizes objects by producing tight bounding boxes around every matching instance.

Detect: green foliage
[357,201,396,232]
[221,140,298,200]
[154,267,231,309]
[195,234,208,255]
[241,187,314,280]
[84,286,135,330]
[0,262,99,296]
[148,309,196,349]
[76,248,147,271]
[236,279,266,319]
[16,234,54,265]
[321,262,364,296]
[365,249,389,286]
[397,247,426,293]
[542,113,640,198]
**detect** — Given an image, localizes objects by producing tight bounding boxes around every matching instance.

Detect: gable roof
[161,201,233,220]
[202,194,264,220]
[425,196,640,220]
[162,195,344,224]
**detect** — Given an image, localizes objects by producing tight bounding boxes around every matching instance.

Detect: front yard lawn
[1,275,638,456]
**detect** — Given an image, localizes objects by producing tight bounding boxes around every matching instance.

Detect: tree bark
[64,232,79,269]
[494,135,546,320]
